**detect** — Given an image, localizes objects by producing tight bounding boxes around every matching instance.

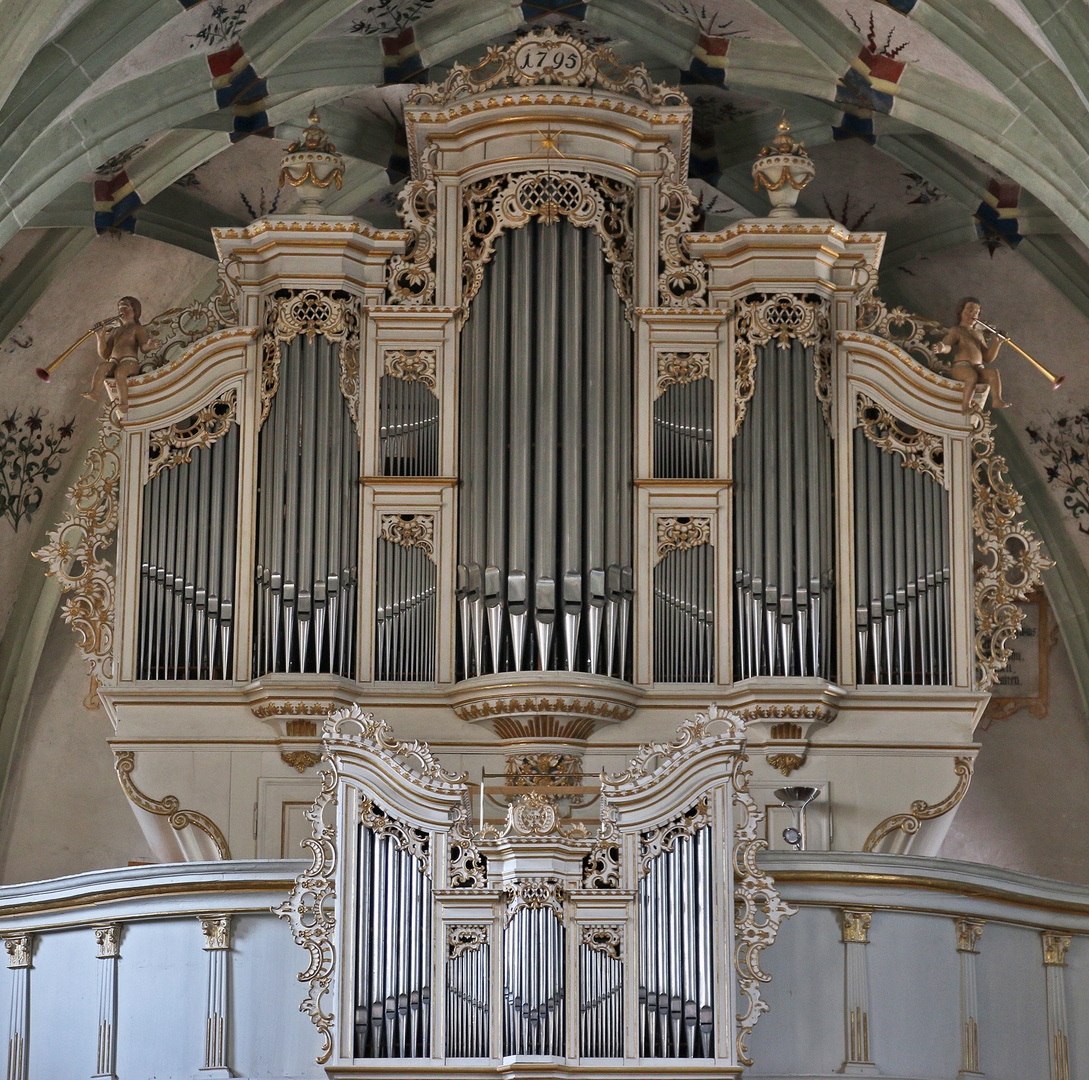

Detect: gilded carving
[741,704,833,724]
[769,722,803,740]
[113,751,231,859]
[251,700,336,720]
[582,801,621,890]
[655,516,711,564]
[955,918,984,954]
[93,923,122,959]
[282,750,322,773]
[387,163,438,306]
[842,910,872,944]
[506,752,581,788]
[379,513,435,561]
[260,289,361,429]
[856,393,946,487]
[449,794,489,889]
[34,412,122,706]
[503,878,566,924]
[855,289,945,374]
[971,409,1053,690]
[1043,932,1071,967]
[655,351,711,398]
[580,925,622,960]
[863,756,974,853]
[766,753,805,777]
[3,935,32,969]
[447,925,488,958]
[200,915,231,951]
[146,389,237,481]
[384,348,437,390]
[454,695,633,726]
[360,797,431,876]
[639,797,712,876]
[504,791,559,837]
[658,150,708,309]
[274,764,337,1064]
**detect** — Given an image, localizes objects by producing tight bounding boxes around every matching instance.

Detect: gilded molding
[580,925,622,959]
[447,925,488,958]
[655,350,711,398]
[260,289,361,429]
[955,918,984,954]
[863,756,974,853]
[655,516,711,564]
[274,763,337,1064]
[766,753,805,777]
[282,750,322,773]
[1043,932,1071,966]
[379,513,436,561]
[855,289,945,375]
[384,348,437,390]
[741,705,833,724]
[251,700,336,720]
[200,915,231,951]
[93,923,122,959]
[454,694,634,727]
[113,751,231,860]
[971,409,1053,690]
[460,170,634,323]
[733,753,795,1065]
[3,935,32,969]
[146,389,237,481]
[503,878,566,925]
[842,910,872,944]
[856,393,946,487]
[34,412,122,706]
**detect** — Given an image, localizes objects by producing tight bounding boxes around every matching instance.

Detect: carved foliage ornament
[260,289,361,429]
[94,924,121,959]
[4,935,31,969]
[384,348,437,391]
[655,516,711,564]
[360,797,431,876]
[863,756,974,853]
[734,293,831,433]
[658,146,708,309]
[448,925,488,958]
[580,925,622,960]
[656,351,712,398]
[970,410,1052,689]
[461,170,634,324]
[855,287,946,375]
[147,389,237,481]
[955,918,984,954]
[449,793,489,889]
[200,915,232,951]
[388,163,438,306]
[842,910,872,944]
[408,28,688,108]
[856,394,946,487]
[379,513,436,561]
[503,878,566,925]
[639,796,712,877]
[582,800,621,890]
[35,413,122,705]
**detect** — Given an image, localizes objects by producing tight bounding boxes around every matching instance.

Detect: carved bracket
[864,756,974,852]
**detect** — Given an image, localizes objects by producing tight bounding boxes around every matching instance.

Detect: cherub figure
[934,296,1010,414]
[84,296,149,415]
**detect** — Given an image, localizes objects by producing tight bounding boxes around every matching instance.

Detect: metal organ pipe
[456,219,634,680]
[732,335,835,679]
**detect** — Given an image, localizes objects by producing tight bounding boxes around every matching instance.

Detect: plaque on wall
[982,591,1054,724]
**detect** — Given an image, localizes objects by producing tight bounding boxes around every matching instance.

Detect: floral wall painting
[1028,409,1089,534]
[0,410,74,532]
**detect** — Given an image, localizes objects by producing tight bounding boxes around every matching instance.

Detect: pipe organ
[36,31,1048,1053]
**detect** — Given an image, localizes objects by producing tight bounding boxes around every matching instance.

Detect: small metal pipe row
[502,906,565,1057]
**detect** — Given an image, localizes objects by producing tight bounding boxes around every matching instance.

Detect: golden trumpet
[35,316,120,382]
[974,318,1066,389]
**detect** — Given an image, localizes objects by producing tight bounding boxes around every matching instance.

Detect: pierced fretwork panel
[638,826,715,1058]
[354,824,433,1058]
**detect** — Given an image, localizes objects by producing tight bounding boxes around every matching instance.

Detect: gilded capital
[200,914,232,951]
[1042,931,1071,966]
[94,923,122,959]
[4,934,32,968]
[842,910,871,944]
[954,918,984,953]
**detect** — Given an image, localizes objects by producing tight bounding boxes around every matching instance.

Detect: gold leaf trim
[146,389,237,481]
[3,935,32,969]
[655,516,711,563]
[766,753,805,777]
[447,925,488,958]
[955,918,983,954]
[655,350,711,398]
[1042,931,1071,966]
[856,393,945,487]
[113,751,231,859]
[34,412,122,706]
[379,513,435,561]
[863,756,974,853]
[842,909,871,944]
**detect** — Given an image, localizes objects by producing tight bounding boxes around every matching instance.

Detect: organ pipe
[374,534,437,681]
[254,334,359,677]
[578,940,623,1058]
[379,373,439,476]
[653,377,713,479]
[457,219,633,681]
[733,338,834,679]
[502,907,565,1056]
[137,424,238,680]
[445,940,490,1057]
[653,542,715,683]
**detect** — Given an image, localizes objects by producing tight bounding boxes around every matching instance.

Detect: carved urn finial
[278,108,345,216]
[752,112,815,218]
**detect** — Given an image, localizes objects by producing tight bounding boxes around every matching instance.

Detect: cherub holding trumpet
[82,296,149,415]
[934,296,1010,415]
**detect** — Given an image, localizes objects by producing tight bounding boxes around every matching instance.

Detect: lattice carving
[461,170,634,323]
[34,412,122,705]
[384,348,437,390]
[407,27,687,108]
[274,764,337,1064]
[580,925,622,959]
[379,513,435,561]
[734,293,831,432]
[146,389,237,480]
[655,350,711,397]
[856,393,946,487]
[655,516,711,564]
[260,289,361,429]
[732,754,796,1066]
[970,410,1053,689]
[658,148,708,309]
[359,797,431,876]
[864,756,975,852]
[503,878,566,924]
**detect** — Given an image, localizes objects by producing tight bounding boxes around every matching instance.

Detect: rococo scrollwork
[656,350,712,397]
[379,513,436,561]
[384,348,437,390]
[658,147,708,310]
[856,393,946,487]
[655,516,712,563]
[260,289,361,429]
[863,755,975,852]
[146,389,237,481]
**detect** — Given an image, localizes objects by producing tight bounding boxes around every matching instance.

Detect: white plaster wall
[0,610,152,884]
